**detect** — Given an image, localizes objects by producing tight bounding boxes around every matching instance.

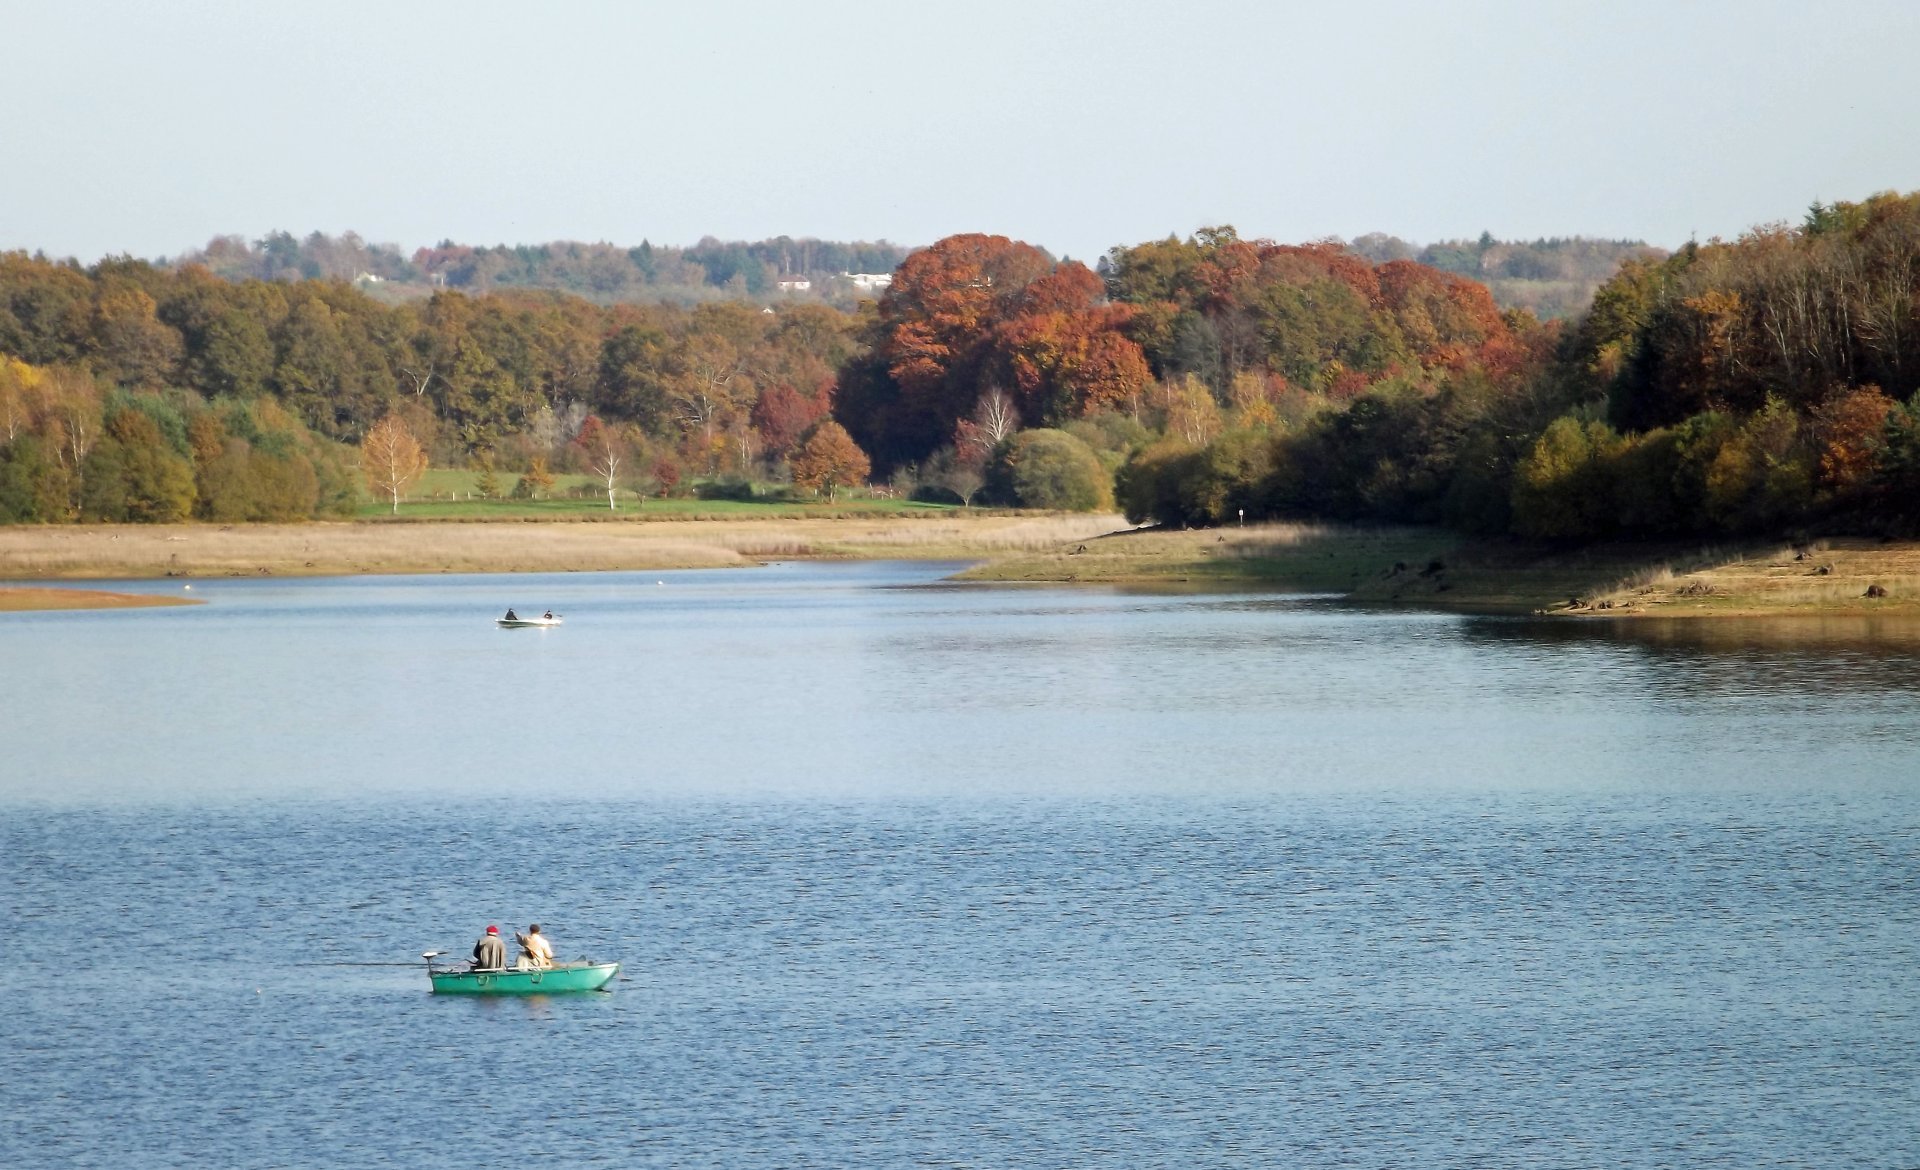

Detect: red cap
[486,925,499,934]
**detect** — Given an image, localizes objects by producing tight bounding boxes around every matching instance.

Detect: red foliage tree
[838,233,1147,471]
[751,382,829,460]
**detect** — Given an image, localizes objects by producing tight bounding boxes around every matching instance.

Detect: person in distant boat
[504,608,518,621]
[542,610,553,620]
[472,924,506,971]
[514,924,554,970]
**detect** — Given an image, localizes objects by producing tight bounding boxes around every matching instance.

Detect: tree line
[166,232,911,307]
[0,249,865,520]
[1110,192,1920,538]
[5,192,1916,537]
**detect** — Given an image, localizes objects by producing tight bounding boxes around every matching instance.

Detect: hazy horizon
[4,0,1917,266]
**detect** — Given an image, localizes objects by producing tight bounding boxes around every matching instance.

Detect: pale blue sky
[4,0,1917,263]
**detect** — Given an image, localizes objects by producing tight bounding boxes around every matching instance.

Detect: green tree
[596,321,673,432]
[273,296,355,437]
[1115,438,1202,525]
[1509,415,1622,539]
[0,434,67,522]
[474,453,501,499]
[80,408,195,522]
[992,428,1113,512]
[197,437,263,521]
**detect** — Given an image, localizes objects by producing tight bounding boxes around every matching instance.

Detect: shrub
[1115,438,1201,525]
[991,428,1113,511]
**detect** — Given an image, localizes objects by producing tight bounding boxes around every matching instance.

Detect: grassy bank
[963,523,1920,617]
[361,469,951,520]
[955,523,1460,594]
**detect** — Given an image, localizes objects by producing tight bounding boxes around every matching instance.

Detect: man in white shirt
[514,924,554,969]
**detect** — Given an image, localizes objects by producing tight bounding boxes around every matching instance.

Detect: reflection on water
[1479,610,1920,655]
[1466,613,1920,700]
[3,564,1918,1167]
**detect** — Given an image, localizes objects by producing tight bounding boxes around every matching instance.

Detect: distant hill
[1346,232,1666,318]
[164,231,914,308]
[162,229,1656,318]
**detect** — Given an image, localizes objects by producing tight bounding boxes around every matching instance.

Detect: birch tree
[361,414,428,514]
[573,415,638,509]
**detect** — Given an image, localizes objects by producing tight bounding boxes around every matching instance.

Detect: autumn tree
[361,414,428,514]
[750,382,829,463]
[791,420,870,502]
[90,280,184,389]
[1155,374,1224,447]
[667,332,746,473]
[513,456,556,500]
[0,355,40,442]
[833,233,1141,472]
[1812,384,1895,496]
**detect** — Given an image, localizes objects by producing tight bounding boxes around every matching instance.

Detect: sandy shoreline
[0,586,201,612]
[3,517,1916,618]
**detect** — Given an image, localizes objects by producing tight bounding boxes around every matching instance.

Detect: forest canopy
[5,195,1916,535]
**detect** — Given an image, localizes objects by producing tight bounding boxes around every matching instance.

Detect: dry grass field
[961,522,1461,594]
[1571,538,1920,616]
[0,514,1129,582]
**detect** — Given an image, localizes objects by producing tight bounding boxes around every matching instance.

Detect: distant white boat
[497,613,562,628]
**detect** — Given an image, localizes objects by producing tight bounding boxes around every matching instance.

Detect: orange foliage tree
[791,420,870,502]
[834,233,1151,472]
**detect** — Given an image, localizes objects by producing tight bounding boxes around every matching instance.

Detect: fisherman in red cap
[471,924,506,971]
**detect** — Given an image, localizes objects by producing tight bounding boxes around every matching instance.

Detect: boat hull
[429,961,619,995]
[496,617,562,628]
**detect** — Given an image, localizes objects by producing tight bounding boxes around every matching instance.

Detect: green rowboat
[424,953,620,995]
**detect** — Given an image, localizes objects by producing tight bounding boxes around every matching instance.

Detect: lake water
[3,562,1917,1167]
